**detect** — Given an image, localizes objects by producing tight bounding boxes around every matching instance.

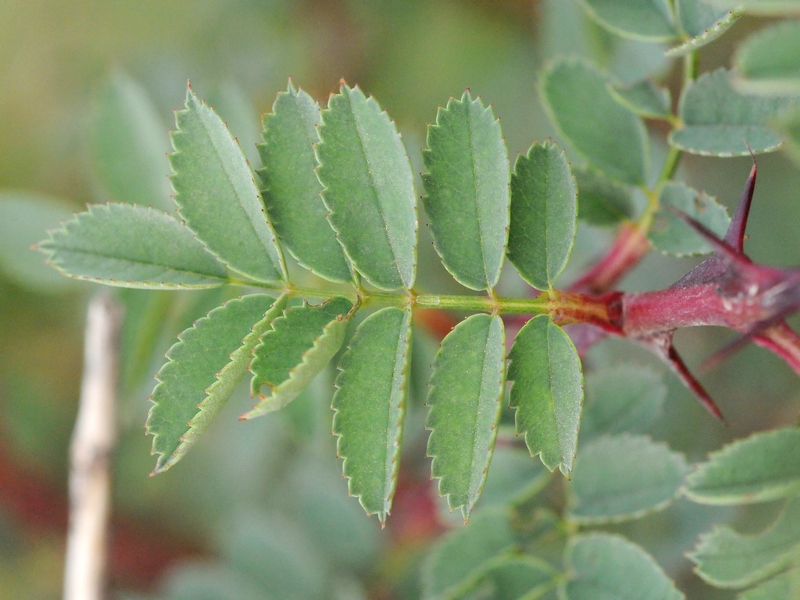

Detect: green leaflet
[689,497,800,589]
[685,428,800,504]
[478,446,553,508]
[422,508,516,600]
[507,141,577,291]
[38,203,229,289]
[0,193,78,293]
[316,84,417,290]
[170,86,286,283]
[425,314,505,520]
[608,79,672,119]
[447,554,559,600]
[734,20,800,95]
[775,110,800,167]
[332,306,412,522]
[147,294,287,473]
[667,1,742,57]
[568,434,688,524]
[540,58,649,186]
[738,567,800,600]
[649,181,731,256]
[563,533,685,600]
[258,83,351,283]
[574,168,636,226]
[243,296,354,419]
[508,315,584,475]
[422,91,509,291]
[580,365,666,438]
[670,68,800,156]
[92,72,172,211]
[577,0,679,41]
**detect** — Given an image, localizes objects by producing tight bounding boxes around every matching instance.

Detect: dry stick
[63,293,123,600]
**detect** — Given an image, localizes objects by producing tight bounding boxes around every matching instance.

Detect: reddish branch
[553,163,800,420]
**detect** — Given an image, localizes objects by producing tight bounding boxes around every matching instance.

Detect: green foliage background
[3,1,800,598]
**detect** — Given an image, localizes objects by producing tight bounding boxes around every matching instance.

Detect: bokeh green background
[1,1,799,598]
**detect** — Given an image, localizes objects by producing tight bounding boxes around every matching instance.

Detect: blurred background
[1,1,799,598]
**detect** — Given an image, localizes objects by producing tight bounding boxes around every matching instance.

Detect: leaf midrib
[348,91,404,285]
[466,100,491,289]
[467,319,497,503]
[383,310,409,511]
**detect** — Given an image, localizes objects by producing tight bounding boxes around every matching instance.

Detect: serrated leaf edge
[566,434,689,525]
[170,86,287,283]
[37,203,230,289]
[147,293,288,473]
[256,81,352,284]
[332,306,413,523]
[425,313,506,521]
[241,296,358,420]
[422,91,510,291]
[666,9,744,57]
[316,83,418,291]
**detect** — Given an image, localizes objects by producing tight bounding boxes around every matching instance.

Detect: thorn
[667,205,749,267]
[724,159,757,252]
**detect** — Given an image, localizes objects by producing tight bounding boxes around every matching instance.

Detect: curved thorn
[724,159,757,252]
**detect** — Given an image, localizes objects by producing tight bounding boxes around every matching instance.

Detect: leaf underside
[332,306,413,522]
[508,315,584,475]
[316,84,417,290]
[564,533,685,600]
[689,496,800,589]
[670,68,800,156]
[38,203,229,289]
[737,567,800,600]
[257,82,351,283]
[147,293,287,473]
[568,434,688,524]
[507,141,577,290]
[574,167,636,226]
[685,427,800,504]
[425,313,506,520]
[422,91,509,291]
[608,79,672,119]
[667,3,742,57]
[541,57,649,186]
[734,20,800,95]
[170,86,285,283]
[577,0,679,41]
[243,296,354,419]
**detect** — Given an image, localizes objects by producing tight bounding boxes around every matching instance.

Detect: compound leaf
[332,306,412,522]
[581,365,666,438]
[147,293,287,473]
[689,497,800,589]
[38,203,228,289]
[507,141,577,290]
[541,58,649,186]
[422,91,509,290]
[426,314,505,520]
[568,434,688,524]
[563,533,685,600]
[92,71,172,211]
[670,68,800,156]
[316,84,417,290]
[667,1,743,57]
[685,428,800,504]
[422,508,516,600]
[649,181,731,256]
[508,315,583,475]
[577,0,679,41]
[170,86,285,283]
[257,82,351,283]
[243,296,354,419]
[734,20,800,95]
